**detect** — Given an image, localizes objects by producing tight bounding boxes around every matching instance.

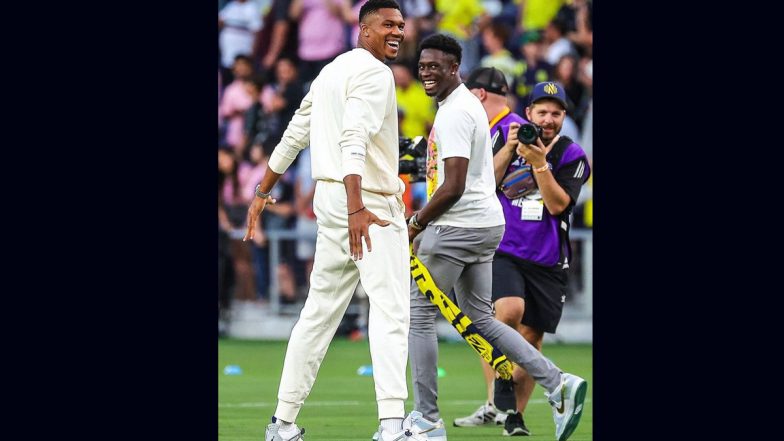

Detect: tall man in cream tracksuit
[245,1,426,440]
[406,34,588,441]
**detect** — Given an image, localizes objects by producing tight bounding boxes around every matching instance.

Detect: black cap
[464,66,508,95]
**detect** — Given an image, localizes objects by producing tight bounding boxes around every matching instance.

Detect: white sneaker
[265,422,305,441]
[494,412,508,425]
[452,402,497,427]
[545,373,588,441]
[404,411,446,441]
[374,411,444,441]
[376,426,429,441]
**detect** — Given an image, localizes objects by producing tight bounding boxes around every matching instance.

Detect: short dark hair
[245,73,265,91]
[359,0,400,23]
[418,34,462,64]
[233,54,252,65]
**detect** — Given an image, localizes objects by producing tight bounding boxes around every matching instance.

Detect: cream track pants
[274,180,410,422]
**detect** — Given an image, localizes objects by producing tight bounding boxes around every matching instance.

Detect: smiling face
[418,48,459,102]
[525,99,566,145]
[360,8,405,62]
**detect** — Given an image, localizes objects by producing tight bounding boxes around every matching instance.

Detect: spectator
[257,0,300,71]
[514,0,564,33]
[218,148,258,305]
[260,168,299,304]
[218,146,237,333]
[289,0,353,84]
[510,30,552,115]
[242,142,273,301]
[542,18,576,66]
[219,0,263,82]
[434,0,487,76]
[241,73,267,160]
[259,57,306,153]
[479,21,517,86]
[219,55,257,151]
[551,54,587,128]
[555,0,592,56]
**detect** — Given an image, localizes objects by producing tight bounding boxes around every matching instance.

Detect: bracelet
[409,212,425,230]
[533,163,551,173]
[348,206,366,216]
[255,184,271,199]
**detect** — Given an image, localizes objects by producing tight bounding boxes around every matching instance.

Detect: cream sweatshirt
[267,48,405,196]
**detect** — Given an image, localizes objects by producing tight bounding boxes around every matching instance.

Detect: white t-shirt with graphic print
[425,84,505,228]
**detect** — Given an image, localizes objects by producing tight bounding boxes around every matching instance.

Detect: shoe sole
[558,379,587,441]
[502,428,530,436]
[453,419,495,427]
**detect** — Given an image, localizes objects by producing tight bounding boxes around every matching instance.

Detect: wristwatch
[255,184,271,199]
[409,212,425,230]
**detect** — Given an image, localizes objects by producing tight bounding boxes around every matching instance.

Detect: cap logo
[544,82,558,95]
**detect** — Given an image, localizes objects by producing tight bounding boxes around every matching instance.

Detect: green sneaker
[546,373,587,441]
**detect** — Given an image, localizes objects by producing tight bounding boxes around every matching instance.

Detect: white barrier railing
[264,228,593,317]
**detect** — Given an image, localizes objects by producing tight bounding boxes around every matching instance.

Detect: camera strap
[497,135,573,200]
[546,135,575,270]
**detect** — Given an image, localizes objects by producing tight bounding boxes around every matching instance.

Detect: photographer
[496,81,592,435]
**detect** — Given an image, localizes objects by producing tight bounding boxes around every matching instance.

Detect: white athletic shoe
[452,402,498,427]
[373,411,444,441]
[404,411,446,441]
[375,426,429,441]
[265,422,305,441]
[546,373,588,441]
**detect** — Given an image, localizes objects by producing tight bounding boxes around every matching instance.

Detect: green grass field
[219,338,592,441]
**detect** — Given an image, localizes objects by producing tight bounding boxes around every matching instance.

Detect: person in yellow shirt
[515,0,564,32]
[391,62,435,139]
[434,0,487,74]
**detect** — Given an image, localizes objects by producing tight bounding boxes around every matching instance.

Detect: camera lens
[517,124,540,145]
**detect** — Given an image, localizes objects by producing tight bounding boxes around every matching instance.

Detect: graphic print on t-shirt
[426,126,438,200]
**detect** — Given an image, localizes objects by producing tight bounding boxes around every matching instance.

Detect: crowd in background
[218,0,593,324]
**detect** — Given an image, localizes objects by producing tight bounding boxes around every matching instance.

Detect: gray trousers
[409,225,562,421]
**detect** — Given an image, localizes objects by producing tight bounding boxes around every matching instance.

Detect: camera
[517,123,543,145]
[399,135,427,182]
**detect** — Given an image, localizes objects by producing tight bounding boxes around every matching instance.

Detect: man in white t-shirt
[407,33,588,441]
[219,0,263,69]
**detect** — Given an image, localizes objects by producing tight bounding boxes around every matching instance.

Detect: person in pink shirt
[219,147,258,305]
[289,0,353,83]
[219,55,256,151]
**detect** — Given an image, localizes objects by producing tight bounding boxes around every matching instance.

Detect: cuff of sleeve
[342,158,365,178]
[268,147,294,175]
[341,144,366,179]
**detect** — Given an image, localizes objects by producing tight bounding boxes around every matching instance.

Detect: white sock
[380,417,403,433]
